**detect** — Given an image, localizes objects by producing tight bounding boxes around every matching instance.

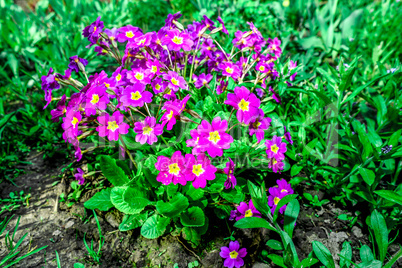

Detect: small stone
[252,262,271,268]
[52,230,62,237]
[65,220,75,229]
[352,226,363,238]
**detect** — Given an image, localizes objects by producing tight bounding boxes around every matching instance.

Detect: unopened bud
[173,20,185,31]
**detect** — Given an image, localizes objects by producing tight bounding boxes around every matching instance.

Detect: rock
[105,212,120,228]
[65,220,75,229]
[351,226,363,238]
[252,262,271,268]
[52,229,62,237]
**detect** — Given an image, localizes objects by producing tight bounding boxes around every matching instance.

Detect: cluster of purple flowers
[42,12,298,186]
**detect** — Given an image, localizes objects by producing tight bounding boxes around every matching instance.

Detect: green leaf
[140,215,170,239]
[312,241,335,268]
[290,165,303,177]
[339,241,352,268]
[273,194,298,222]
[156,193,189,218]
[360,245,374,263]
[247,181,270,216]
[180,207,205,227]
[111,186,149,214]
[369,210,388,262]
[300,256,319,267]
[84,188,113,211]
[374,190,402,206]
[360,260,382,268]
[119,213,148,232]
[234,217,277,233]
[267,254,286,268]
[124,187,150,214]
[284,199,300,238]
[359,168,375,186]
[186,186,204,201]
[99,155,129,186]
[73,264,85,268]
[266,239,283,250]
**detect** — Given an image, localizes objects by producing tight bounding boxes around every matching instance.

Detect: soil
[1,151,400,268]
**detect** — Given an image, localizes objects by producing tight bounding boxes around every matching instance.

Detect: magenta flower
[96,111,129,141]
[134,117,163,145]
[186,129,203,155]
[62,110,82,141]
[155,151,190,186]
[120,84,153,108]
[217,16,229,35]
[267,37,282,58]
[73,140,82,162]
[130,32,153,48]
[164,11,182,29]
[193,73,213,89]
[82,16,104,46]
[223,157,237,189]
[219,61,241,80]
[184,153,217,189]
[146,59,162,76]
[220,241,247,268]
[68,55,88,73]
[268,86,281,104]
[201,15,216,30]
[50,95,67,122]
[41,67,60,109]
[283,126,293,145]
[247,109,271,143]
[224,86,261,124]
[161,29,193,51]
[269,157,285,174]
[160,95,190,130]
[265,135,287,160]
[151,77,167,94]
[233,30,252,50]
[230,200,261,221]
[268,179,294,214]
[127,68,151,85]
[117,25,142,43]
[163,71,188,92]
[196,117,233,158]
[84,86,110,116]
[74,168,85,185]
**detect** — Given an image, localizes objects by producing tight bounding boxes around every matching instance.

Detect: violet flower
[220,241,247,268]
[74,168,85,185]
[134,116,163,145]
[268,179,294,214]
[265,135,287,161]
[223,157,236,189]
[82,16,104,46]
[68,55,88,73]
[230,200,261,221]
[193,73,213,89]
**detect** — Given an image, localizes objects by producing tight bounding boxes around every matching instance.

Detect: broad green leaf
[267,254,286,268]
[284,199,300,238]
[281,231,299,266]
[290,165,303,177]
[119,213,148,232]
[360,260,382,268]
[339,241,352,268]
[247,181,270,216]
[156,193,189,218]
[99,155,129,186]
[359,168,375,186]
[124,187,150,214]
[312,241,335,268]
[140,215,170,239]
[369,210,388,262]
[360,245,374,263]
[234,217,277,233]
[266,239,283,250]
[273,194,298,222]
[180,207,205,227]
[84,188,113,211]
[300,256,319,268]
[374,190,402,206]
[73,264,85,268]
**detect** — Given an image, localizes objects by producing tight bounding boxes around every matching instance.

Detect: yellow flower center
[138,38,146,45]
[93,26,97,32]
[172,36,183,45]
[107,121,119,132]
[71,117,79,127]
[253,121,261,128]
[155,84,161,91]
[274,196,281,205]
[281,189,288,193]
[131,91,142,101]
[245,209,253,217]
[238,99,250,111]
[167,110,174,120]
[168,163,180,175]
[192,164,205,176]
[271,45,277,51]
[91,94,100,105]
[151,66,158,73]
[134,72,144,81]
[272,158,278,165]
[259,65,265,72]
[126,31,134,38]
[116,74,122,81]
[143,126,152,135]
[208,131,221,143]
[271,144,279,154]
[104,83,110,88]
[225,67,234,74]
[171,78,179,86]
[229,251,238,259]
[74,58,79,63]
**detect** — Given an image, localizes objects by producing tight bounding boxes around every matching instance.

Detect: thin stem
[213,39,229,61]
[144,103,151,117]
[119,137,138,170]
[155,97,164,119]
[228,108,235,123]
[227,123,241,132]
